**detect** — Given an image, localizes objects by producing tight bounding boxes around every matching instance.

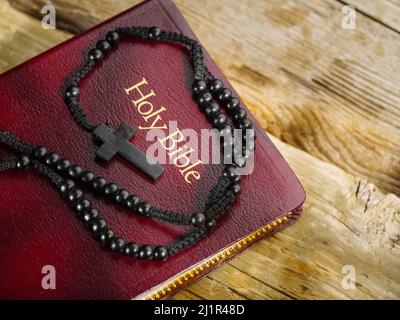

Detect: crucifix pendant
[93,123,164,180]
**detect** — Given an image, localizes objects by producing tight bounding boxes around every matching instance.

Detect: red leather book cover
[0,0,305,299]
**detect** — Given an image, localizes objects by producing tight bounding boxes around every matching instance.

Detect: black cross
[93,123,164,180]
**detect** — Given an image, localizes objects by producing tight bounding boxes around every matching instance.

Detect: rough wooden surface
[2,0,399,299]
[0,1,71,71]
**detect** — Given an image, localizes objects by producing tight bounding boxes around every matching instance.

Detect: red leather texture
[0,0,305,299]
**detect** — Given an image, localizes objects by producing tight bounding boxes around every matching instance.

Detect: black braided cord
[0,26,254,261]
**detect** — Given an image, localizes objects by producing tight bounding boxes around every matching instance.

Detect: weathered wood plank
[9,0,400,195]
[0,1,71,73]
[9,0,139,34]
[174,0,400,195]
[2,0,399,300]
[344,0,400,32]
[186,263,292,300]
[172,136,400,300]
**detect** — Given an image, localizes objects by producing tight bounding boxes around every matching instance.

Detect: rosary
[0,27,255,261]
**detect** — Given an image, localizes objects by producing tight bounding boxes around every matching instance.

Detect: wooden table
[1,0,399,299]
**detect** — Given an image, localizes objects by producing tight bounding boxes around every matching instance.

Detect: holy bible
[0,0,305,299]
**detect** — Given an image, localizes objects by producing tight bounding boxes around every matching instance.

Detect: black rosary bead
[233,175,243,184]
[109,237,125,252]
[137,202,151,216]
[114,189,129,202]
[192,80,207,95]
[234,157,246,169]
[222,165,239,180]
[149,26,161,40]
[34,147,48,159]
[212,113,228,128]
[96,40,111,53]
[219,125,233,138]
[104,183,118,196]
[106,31,120,45]
[65,86,80,99]
[56,159,71,171]
[89,218,107,234]
[204,102,220,117]
[97,219,107,230]
[98,228,114,244]
[217,88,232,102]
[88,48,103,62]
[92,177,107,192]
[75,199,91,213]
[138,245,154,260]
[68,165,83,178]
[190,212,206,227]
[227,164,242,182]
[124,242,140,257]
[154,246,168,261]
[238,118,252,130]
[124,195,140,209]
[81,171,95,183]
[45,153,60,166]
[82,208,99,223]
[16,156,30,169]
[208,79,223,94]
[197,92,213,108]
[81,212,93,224]
[233,108,247,122]
[230,184,242,196]
[225,97,240,113]
[68,189,83,203]
[59,179,75,194]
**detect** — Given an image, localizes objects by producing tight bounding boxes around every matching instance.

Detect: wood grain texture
[0,1,71,72]
[344,0,400,32]
[2,0,400,299]
[174,0,400,195]
[176,136,400,300]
